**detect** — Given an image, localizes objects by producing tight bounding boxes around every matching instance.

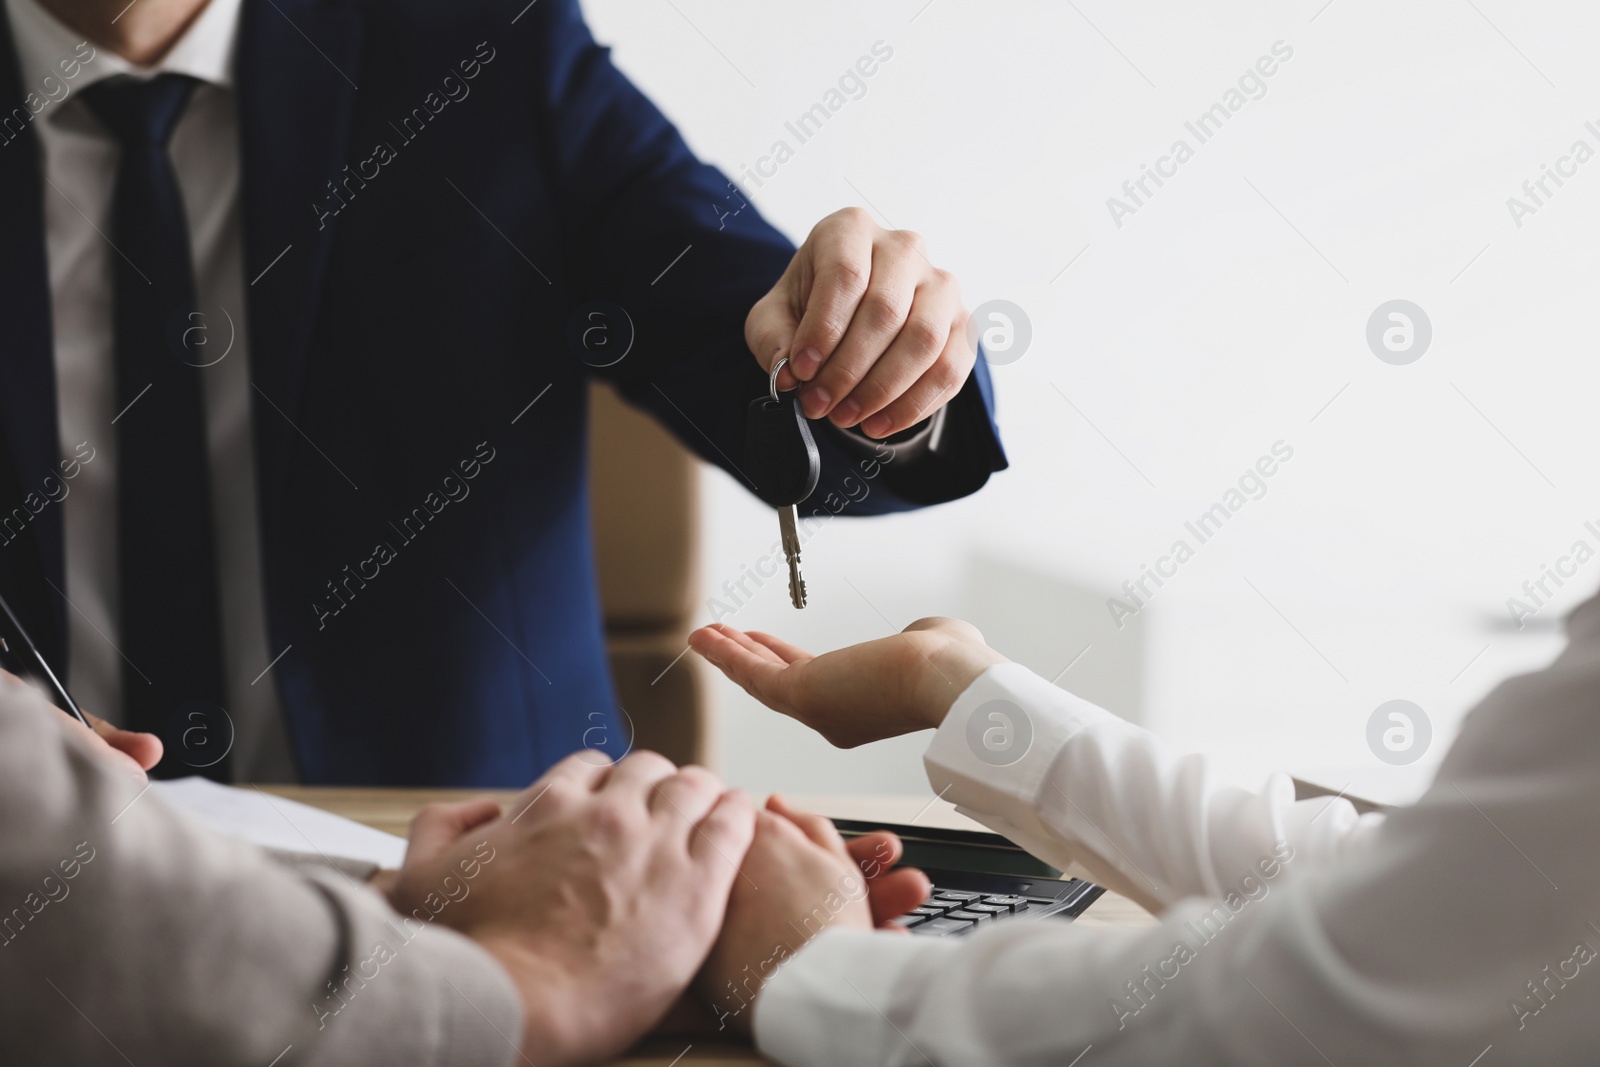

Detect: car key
[745,357,820,608]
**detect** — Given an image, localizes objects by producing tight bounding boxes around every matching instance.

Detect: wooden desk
[266,787,1155,1066]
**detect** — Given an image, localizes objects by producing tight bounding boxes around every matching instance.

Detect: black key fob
[744,393,820,508]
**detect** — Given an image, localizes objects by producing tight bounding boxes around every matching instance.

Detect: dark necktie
[80,75,231,781]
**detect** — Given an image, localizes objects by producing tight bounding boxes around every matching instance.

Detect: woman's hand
[689,616,1006,748]
[697,795,931,1035]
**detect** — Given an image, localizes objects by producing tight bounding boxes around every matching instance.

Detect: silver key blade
[779,505,806,609]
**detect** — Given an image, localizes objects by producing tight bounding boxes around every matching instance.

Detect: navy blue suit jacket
[0,0,1006,785]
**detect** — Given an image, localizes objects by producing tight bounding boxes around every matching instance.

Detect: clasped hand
[384,754,931,1063]
[37,616,1005,1064]
[39,693,927,1063]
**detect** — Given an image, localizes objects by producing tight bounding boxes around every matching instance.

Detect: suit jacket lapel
[236,0,364,512]
[0,7,67,661]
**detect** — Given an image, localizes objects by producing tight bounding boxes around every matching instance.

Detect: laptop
[830,818,1104,937]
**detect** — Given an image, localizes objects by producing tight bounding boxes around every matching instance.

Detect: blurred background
[584,0,1599,803]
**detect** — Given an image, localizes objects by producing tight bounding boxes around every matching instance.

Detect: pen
[0,589,90,727]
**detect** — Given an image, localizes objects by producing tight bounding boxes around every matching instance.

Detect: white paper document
[149,777,408,868]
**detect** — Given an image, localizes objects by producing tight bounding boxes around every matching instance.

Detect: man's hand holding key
[745,208,975,439]
[740,208,976,608]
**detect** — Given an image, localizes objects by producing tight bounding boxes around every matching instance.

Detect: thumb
[745,283,803,391]
[405,798,504,864]
[866,867,933,928]
[85,713,164,772]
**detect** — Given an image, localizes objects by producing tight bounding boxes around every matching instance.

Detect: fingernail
[831,399,861,427]
[861,414,891,438]
[802,386,832,419]
[792,348,822,379]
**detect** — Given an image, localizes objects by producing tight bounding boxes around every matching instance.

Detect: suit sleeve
[525,0,1007,514]
[0,676,522,1067]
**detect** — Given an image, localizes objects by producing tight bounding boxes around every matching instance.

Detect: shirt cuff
[753,927,956,1067]
[923,663,1119,838]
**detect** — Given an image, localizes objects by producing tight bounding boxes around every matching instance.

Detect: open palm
[688,617,1004,748]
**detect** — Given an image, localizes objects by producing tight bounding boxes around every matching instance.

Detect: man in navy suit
[0,0,1007,786]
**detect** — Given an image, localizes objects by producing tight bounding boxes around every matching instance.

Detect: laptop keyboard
[894,889,1058,936]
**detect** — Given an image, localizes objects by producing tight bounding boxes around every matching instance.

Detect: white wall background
[583,0,1600,803]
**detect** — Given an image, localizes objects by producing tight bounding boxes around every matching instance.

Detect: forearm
[755,909,1220,1066]
[0,678,522,1067]
[757,871,1515,1067]
[761,645,1600,1067]
[761,623,1600,1066]
[527,3,1004,512]
[923,663,1379,909]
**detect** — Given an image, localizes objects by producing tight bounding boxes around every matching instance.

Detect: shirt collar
[5,0,241,100]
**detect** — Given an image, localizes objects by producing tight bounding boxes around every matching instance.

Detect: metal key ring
[769,356,790,402]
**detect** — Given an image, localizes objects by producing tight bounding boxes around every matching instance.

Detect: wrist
[702,931,809,1037]
[476,935,585,1067]
[918,638,1006,731]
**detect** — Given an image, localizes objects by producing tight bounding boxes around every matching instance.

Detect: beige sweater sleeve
[0,675,523,1067]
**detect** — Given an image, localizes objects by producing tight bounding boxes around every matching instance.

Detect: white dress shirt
[755,589,1600,1065]
[7,0,295,780]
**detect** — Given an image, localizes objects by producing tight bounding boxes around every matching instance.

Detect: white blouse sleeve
[920,663,1382,910]
[754,595,1600,1066]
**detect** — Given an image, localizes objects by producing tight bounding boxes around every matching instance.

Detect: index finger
[688,788,757,881]
[48,705,150,779]
[745,267,804,392]
[789,219,874,384]
[82,712,165,771]
[689,626,793,707]
[845,830,903,878]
